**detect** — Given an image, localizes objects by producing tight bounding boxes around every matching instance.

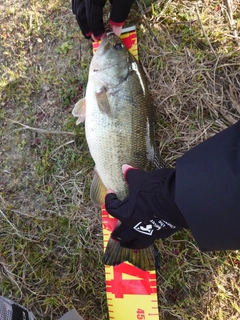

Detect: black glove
[105,166,188,249]
[72,0,105,39]
[72,0,135,40]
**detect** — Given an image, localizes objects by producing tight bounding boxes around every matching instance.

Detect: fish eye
[114,43,123,50]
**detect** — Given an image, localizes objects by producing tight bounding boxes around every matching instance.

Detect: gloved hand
[105,165,188,249]
[72,0,135,41]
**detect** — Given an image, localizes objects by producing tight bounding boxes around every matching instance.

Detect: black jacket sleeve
[109,0,135,24]
[175,120,240,251]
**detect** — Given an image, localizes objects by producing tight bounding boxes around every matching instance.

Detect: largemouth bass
[72,34,164,270]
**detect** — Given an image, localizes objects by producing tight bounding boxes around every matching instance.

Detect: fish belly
[85,105,132,200]
[85,78,156,200]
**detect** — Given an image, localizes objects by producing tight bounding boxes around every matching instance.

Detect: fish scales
[72,34,164,270]
[86,59,155,200]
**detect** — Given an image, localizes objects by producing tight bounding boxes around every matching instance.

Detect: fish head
[90,34,130,87]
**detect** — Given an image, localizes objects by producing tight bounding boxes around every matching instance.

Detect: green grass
[1,0,240,319]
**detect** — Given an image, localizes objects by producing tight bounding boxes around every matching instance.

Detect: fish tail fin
[104,238,160,271]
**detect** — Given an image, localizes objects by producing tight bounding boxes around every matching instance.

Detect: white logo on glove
[133,219,176,236]
[133,222,154,235]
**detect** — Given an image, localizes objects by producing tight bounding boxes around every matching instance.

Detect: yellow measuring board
[102,207,159,320]
[93,27,159,320]
[92,26,138,60]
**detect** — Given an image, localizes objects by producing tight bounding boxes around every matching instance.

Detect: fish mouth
[100,33,114,45]
[99,33,116,47]
[92,34,129,72]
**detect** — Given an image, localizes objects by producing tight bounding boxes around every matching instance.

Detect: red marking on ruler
[106,263,157,299]
[102,210,118,232]
[92,29,138,58]
[122,34,136,50]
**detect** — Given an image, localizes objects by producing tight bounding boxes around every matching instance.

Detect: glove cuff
[109,19,125,27]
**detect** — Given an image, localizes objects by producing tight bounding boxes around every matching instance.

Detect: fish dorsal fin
[90,171,107,206]
[72,98,86,124]
[95,87,112,117]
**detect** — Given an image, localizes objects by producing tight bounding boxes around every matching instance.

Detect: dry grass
[137,1,240,318]
[138,0,240,164]
[1,0,240,319]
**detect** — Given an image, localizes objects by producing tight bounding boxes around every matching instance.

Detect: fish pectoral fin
[90,171,107,206]
[95,87,112,117]
[72,98,86,124]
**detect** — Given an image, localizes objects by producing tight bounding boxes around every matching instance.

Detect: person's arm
[175,120,240,251]
[106,121,240,252]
